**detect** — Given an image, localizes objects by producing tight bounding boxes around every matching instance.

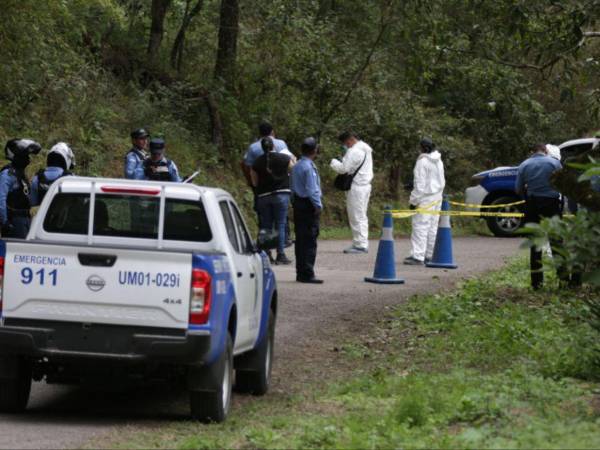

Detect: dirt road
[0,237,521,449]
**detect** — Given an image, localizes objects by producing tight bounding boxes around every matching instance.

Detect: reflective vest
[144,158,173,181]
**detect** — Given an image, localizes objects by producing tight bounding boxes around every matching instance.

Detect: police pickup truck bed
[0,177,277,422]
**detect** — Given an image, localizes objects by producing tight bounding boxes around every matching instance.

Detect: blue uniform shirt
[516,153,562,198]
[167,159,182,182]
[124,147,147,180]
[30,167,68,206]
[243,137,288,167]
[0,167,24,225]
[291,156,322,209]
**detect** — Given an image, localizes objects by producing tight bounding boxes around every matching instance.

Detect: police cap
[131,128,150,139]
[149,138,165,153]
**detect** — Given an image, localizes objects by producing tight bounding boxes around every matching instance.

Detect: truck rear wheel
[235,309,274,396]
[0,356,32,413]
[189,334,233,423]
[485,196,524,237]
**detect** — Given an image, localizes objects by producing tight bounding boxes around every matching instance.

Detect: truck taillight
[190,269,211,325]
[0,256,4,316]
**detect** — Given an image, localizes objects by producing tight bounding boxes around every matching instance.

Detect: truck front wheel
[0,356,32,412]
[485,196,524,237]
[189,333,233,423]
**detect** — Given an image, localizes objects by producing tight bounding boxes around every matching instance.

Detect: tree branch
[171,0,204,71]
[318,3,393,133]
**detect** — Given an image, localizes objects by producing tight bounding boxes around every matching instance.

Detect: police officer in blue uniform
[30,142,75,206]
[143,138,182,182]
[125,128,149,179]
[291,137,323,284]
[516,143,565,289]
[0,139,42,238]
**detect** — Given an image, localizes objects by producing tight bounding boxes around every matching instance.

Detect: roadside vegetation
[109,258,600,448]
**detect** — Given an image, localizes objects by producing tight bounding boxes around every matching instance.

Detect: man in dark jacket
[251,137,293,264]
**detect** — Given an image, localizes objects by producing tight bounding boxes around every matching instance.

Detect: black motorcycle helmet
[5,139,42,169]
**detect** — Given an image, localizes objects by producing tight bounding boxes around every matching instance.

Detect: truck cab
[0,177,277,422]
[465,137,599,237]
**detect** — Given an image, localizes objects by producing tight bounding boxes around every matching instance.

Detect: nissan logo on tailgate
[86,275,106,292]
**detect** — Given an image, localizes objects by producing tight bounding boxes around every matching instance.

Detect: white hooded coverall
[409,150,445,261]
[330,141,374,250]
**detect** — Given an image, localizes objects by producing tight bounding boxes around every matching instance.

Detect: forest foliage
[1,0,599,215]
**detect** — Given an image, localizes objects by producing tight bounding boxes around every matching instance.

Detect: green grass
[110,259,600,449]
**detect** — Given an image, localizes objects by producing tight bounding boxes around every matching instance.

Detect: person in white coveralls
[404,137,446,265]
[330,131,374,254]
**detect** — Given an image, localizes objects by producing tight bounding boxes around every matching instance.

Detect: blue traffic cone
[365,208,405,284]
[426,197,458,269]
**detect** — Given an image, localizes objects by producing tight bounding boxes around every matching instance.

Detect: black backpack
[36,169,71,202]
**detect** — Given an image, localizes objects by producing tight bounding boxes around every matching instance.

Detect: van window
[43,193,90,235]
[163,199,212,242]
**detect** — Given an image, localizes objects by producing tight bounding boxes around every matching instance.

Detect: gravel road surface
[0,237,521,449]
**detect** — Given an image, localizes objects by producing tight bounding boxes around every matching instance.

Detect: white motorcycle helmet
[47,142,75,171]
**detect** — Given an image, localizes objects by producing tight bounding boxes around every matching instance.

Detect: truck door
[229,202,263,343]
[218,201,259,350]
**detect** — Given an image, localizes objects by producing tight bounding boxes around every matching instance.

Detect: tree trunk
[171,0,205,72]
[200,90,225,155]
[147,0,171,62]
[214,0,240,90]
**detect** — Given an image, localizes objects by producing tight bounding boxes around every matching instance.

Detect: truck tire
[0,356,32,413]
[189,333,233,423]
[234,309,274,396]
[485,196,524,238]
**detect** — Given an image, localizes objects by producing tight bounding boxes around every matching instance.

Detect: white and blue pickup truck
[0,177,277,422]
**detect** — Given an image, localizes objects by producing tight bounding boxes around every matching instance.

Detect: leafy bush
[526,160,600,286]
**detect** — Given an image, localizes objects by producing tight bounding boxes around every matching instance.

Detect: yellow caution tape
[387,199,441,214]
[390,210,576,219]
[391,210,524,218]
[448,200,525,209]
[388,199,524,214]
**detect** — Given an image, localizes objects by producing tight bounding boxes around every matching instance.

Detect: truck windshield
[43,193,212,242]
